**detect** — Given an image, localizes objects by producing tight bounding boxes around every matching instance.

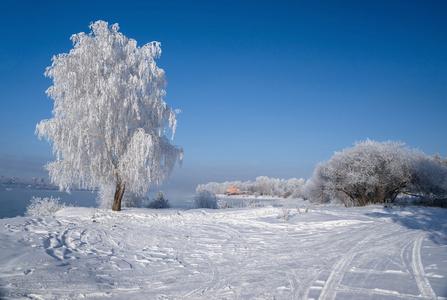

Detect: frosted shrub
[148,192,171,209]
[305,140,447,207]
[217,199,232,209]
[277,205,291,221]
[306,140,413,206]
[243,198,256,208]
[97,184,115,209]
[407,153,447,206]
[25,196,66,217]
[121,192,142,208]
[194,191,217,209]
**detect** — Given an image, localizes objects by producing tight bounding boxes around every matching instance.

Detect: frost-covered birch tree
[36,21,183,211]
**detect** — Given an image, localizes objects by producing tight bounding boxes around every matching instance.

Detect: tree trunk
[375,185,385,204]
[112,181,125,211]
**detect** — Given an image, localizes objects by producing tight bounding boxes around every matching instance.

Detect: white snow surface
[1,200,446,299]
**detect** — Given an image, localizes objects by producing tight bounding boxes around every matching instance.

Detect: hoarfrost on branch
[36,20,183,211]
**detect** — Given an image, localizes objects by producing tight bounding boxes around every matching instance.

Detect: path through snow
[0,203,446,299]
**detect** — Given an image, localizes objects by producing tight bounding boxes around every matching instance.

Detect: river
[0,188,195,219]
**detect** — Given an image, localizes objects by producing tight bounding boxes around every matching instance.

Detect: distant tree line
[196,176,305,198]
[197,140,447,207]
[0,176,56,190]
[300,139,447,207]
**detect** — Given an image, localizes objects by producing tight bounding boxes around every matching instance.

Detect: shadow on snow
[364,207,447,245]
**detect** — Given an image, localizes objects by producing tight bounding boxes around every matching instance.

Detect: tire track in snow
[317,230,375,300]
[412,232,436,299]
[299,222,378,300]
[248,215,379,299]
[316,223,408,300]
[315,222,438,300]
[337,285,429,299]
[175,222,250,299]
[1,207,443,299]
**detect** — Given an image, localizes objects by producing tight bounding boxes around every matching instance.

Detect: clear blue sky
[0,0,446,190]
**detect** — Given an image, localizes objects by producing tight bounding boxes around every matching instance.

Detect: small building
[226,186,245,196]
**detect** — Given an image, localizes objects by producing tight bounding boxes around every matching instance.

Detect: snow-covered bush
[25,196,66,217]
[97,184,117,209]
[306,140,413,206]
[243,198,256,208]
[300,177,331,203]
[305,139,447,207]
[277,206,291,221]
[121,192,143,208]
[405,153,447,207]
[147,191,171,209]
[217,199,232,209]
[194,190,217,209]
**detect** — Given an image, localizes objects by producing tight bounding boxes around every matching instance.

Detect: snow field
[0,203,446,299]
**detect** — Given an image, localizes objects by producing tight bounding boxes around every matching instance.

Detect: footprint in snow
[24,269,34,275]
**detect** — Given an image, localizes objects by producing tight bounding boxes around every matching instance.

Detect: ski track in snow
[0,204,446,299]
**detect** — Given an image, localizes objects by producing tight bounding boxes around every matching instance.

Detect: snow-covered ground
[1,200,446,299]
